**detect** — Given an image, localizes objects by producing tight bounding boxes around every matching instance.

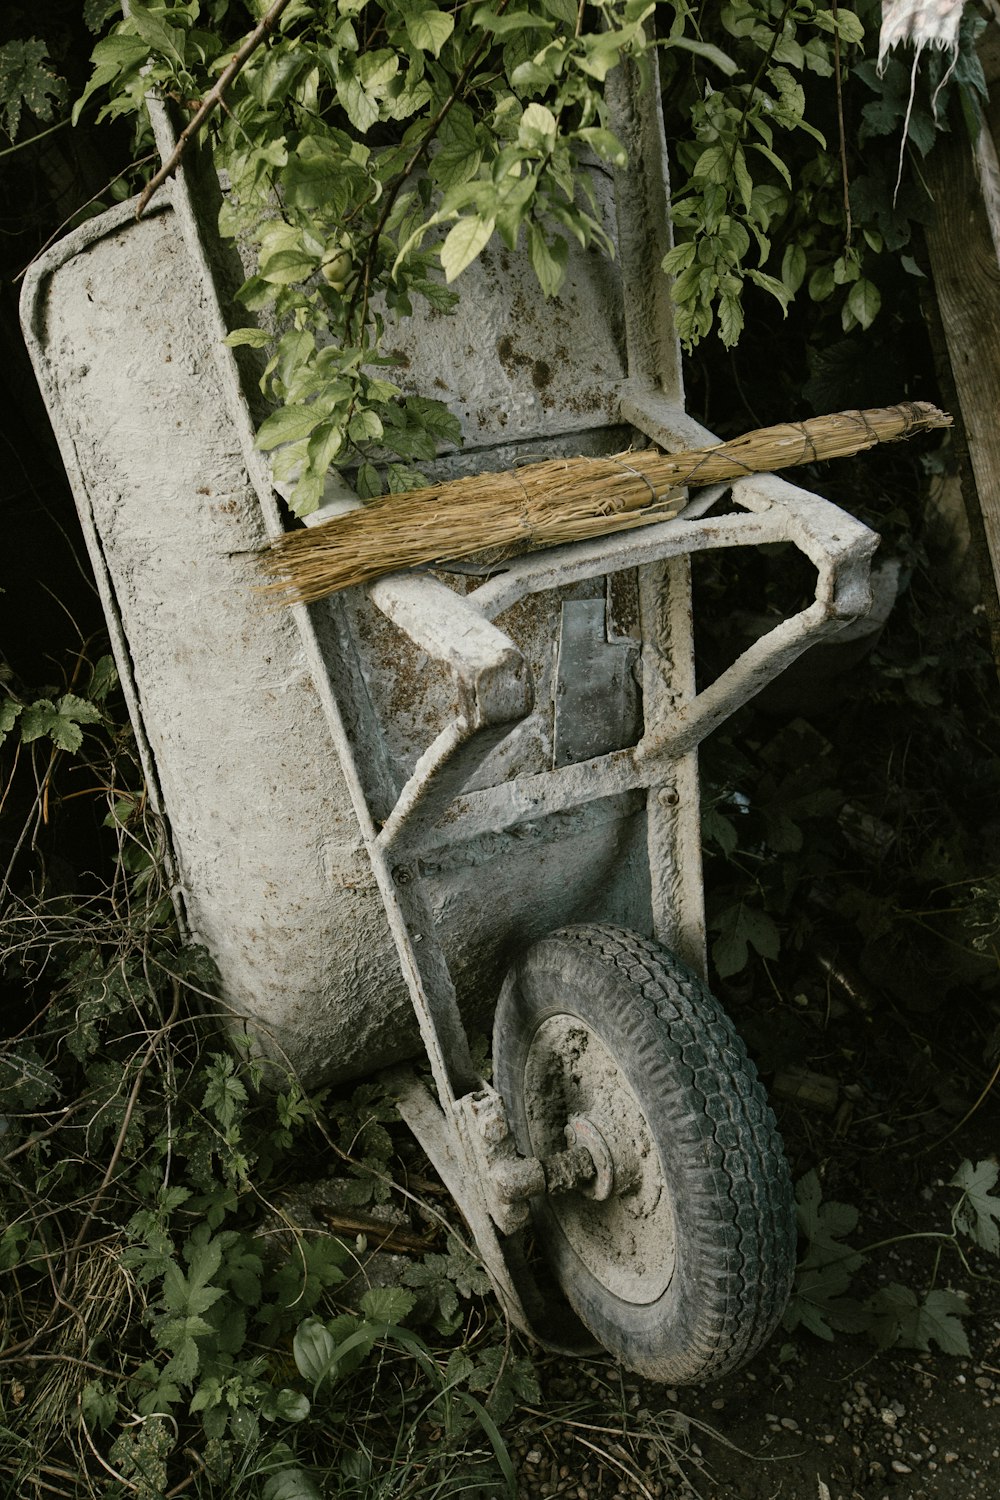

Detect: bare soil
[507,977,1000,1500]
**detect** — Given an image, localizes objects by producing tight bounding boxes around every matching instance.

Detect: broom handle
[619,401,950,502]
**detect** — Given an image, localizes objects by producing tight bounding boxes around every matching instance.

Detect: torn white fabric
[877,0,965,75]
[877,0,967,200]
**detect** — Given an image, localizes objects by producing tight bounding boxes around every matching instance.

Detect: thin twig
[136,0,295,218]
[0,117,70,160]
[570,1433,656,1500]
[63,980,181,1262]
[925,1051,1000,1152]
[831,1,853,248]
[344,0,515,341]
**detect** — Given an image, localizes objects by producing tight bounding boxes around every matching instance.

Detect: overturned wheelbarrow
[20,59,880,1383]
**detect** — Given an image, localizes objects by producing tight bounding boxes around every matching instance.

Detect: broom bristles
[262,401,951,605]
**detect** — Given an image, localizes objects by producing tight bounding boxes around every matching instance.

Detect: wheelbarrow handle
[368,573,534,859]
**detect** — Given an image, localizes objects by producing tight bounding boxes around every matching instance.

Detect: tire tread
[496,923,795,1383]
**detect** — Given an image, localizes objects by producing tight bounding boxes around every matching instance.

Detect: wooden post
[924,99,1000,669]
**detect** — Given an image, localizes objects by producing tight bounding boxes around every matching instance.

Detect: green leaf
[126,2,188,69]
[718,291,744,347]
[0,39,68,138]
[518,101,557,152]
[952,1159,1000,1255]
[85,0,122,31]
[256,403,326,451]
[662,240,696,277]
[336,67,379,133]
[259,248,319,286]
[472,8,553,39]
[815,8,865,45]
[664,35,739,75]
[0,1045,61,1110]
[223,327,272,349]
[275,1388,311,1423]
[431,139,483,191]
[711,902,780,976]
[866,1284,970,1356]
[795,1169,863,1267]
[81,1379,118,1432]
[809,262,836,302]
[201,1054,248,1129]
[575,126,627,168]
[0,699,23,745]
[19,694,101,753]
[292,1318,338,1385]
[781,243,807,295]
[86,655,119,703]
[527,224,568,299]
[257,48,307,108]
[162,1334,201,1385]
[359,1286,417,1325]
[784,1261,867,1341]
[440,215,495,282]
[747,269,790,313]
[262,1468,323,1500]
[692,144,730,186]
[405,8,455,58]
[355,462,382,499]
[748,141,792,188]
[845,278,881,331]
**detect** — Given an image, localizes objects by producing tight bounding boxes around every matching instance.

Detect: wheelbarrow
[20,55,878,1384]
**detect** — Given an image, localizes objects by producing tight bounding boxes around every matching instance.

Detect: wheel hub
[563,1115,615,1200]
[522,1013,676,1304]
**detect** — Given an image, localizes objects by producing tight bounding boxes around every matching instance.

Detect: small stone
[945,1453,959,1464]
[880,1408,897,1428]
[526,1449,542,1465]
[780,1417,799,1430]
[891,1461,912,1475]
[975,1376,993,1390]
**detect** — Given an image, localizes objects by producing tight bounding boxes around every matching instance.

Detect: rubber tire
[493,924,795,1384]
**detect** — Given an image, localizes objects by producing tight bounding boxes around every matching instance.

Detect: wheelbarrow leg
[387,1067,597,1354]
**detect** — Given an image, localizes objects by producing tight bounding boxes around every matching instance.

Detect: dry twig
[136,0,294,218]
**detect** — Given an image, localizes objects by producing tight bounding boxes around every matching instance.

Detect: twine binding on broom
[261,401,951,605]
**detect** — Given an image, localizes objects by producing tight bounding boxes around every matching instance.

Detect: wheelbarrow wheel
[493,924,795,1384]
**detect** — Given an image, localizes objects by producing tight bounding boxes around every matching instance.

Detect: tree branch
[136,0,294,218]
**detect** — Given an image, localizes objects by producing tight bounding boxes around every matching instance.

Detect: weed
[784,1161,1000,1356]
[0,701,526,1497]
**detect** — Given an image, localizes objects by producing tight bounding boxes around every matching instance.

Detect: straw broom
[262,401,951,604]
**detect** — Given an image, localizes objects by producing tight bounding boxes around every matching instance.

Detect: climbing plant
[4,2,989,509]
